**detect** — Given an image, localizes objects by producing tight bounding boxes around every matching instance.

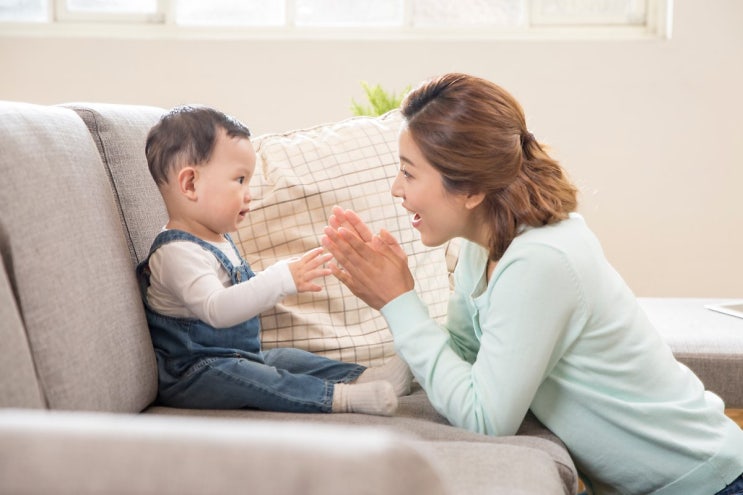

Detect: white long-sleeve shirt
[146,238,296,329]
[381,213,743,494]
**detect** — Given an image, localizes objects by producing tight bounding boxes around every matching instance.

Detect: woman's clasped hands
[321,205,414,310]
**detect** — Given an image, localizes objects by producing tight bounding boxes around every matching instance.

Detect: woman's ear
[464,191,486,210]
[177,167,198,201]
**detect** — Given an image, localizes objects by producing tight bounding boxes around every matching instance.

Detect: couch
[0,101,579,495]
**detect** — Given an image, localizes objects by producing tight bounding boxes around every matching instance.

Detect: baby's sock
[356,355,413,397]
[331,381,397,417]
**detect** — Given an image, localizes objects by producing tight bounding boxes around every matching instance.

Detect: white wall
[2,1,741,297]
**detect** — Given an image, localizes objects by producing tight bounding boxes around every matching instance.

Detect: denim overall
[136,229,365,412]
[716,473,743,495]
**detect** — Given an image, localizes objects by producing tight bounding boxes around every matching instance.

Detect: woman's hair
[400,73,578,261]
[145,105,251,186]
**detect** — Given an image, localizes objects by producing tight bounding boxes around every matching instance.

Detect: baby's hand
[288,247,333,293]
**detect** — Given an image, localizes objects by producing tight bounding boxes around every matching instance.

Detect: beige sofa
[0,101,578,495]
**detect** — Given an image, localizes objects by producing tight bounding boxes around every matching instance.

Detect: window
[0,0,673,39]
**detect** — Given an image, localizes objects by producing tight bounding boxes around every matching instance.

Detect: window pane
[295,0,403,27]
[66,0,157,14]
[413,0,526,27]
[531,0,647,25]
[176,0,284,26]
[0,0,47,22]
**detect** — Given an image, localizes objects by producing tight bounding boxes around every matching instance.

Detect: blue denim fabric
[137,229,365,412]
[716,473,743,495]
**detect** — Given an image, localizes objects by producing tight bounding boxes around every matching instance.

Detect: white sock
[356,355,413,397]
[331,381,397,416]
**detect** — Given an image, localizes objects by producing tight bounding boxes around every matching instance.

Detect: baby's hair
[145,105,251,186]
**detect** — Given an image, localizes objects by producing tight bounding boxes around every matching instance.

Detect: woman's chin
[419,234,448,248]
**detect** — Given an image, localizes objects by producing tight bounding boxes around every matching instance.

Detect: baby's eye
[237,176,245,184]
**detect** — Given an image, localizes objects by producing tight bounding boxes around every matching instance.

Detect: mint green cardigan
[381,213,743,494]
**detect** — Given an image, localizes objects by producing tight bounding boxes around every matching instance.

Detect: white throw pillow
[233,111,449,367]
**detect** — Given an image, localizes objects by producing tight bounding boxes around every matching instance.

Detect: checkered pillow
[233,111,450,366]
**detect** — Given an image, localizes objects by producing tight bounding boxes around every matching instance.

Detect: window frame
[0,0,674,40]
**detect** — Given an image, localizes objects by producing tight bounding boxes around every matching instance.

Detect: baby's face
[196,130,256,236]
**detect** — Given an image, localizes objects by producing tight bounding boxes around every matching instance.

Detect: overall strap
[150,229,237,274]
[137,230,252,291]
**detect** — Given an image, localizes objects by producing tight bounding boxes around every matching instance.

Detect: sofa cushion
[0,101,157,412]
[147,386,578,493]
[240,112,451,366]
[0,409,448,495]
[422,441,567,495]
[65,103,168,266]
[0,248,44,408]
[639,297,743,407]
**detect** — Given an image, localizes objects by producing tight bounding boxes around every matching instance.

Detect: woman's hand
[322,206,414,310]
[328,205,374,243]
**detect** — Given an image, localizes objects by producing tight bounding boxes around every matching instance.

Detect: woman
[321,73,743,494]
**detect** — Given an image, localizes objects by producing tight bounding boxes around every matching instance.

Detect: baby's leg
[355,355,413,397]
[264,348,399,416]
[263,347,364,383]
[158,356,335,412]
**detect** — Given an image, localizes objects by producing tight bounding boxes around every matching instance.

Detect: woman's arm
[323,207,584,435]
[383,244,586,436]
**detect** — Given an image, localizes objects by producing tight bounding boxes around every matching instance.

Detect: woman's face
[392,127,482,247]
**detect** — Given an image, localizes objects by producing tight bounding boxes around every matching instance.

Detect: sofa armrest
[0,409,446,495]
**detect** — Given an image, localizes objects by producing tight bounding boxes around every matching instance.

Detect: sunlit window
[66,0,156,14]
[175,0,284,27]
[0,0,48,22]
[0,0,672,38]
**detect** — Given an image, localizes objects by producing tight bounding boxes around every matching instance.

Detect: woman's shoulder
[514,213,597,253]
[505,213,611,289]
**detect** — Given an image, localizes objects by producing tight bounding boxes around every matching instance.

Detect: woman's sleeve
[381,243,586,436]
[154,243,296,328]
[442,290,480,363]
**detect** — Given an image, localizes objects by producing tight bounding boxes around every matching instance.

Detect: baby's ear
[177,167,198,200]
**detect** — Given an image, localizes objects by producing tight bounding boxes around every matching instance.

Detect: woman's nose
[391,173,403,198]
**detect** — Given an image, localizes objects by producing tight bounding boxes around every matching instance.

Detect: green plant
[351,81,411,116]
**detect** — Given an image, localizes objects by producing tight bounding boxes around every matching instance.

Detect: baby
[136,105,410,415]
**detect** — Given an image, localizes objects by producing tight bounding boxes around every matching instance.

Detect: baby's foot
[332,381,397,416]
[356,355,413,397]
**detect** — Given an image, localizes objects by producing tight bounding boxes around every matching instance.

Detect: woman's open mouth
[411,212,422,229]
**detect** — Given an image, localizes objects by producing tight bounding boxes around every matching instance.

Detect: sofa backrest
[0,101,157,412]
[0,241,44,408]
[65,103,168,266]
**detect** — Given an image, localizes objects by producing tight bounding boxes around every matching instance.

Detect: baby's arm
[150,243,332,328]
[150,243,293,328]
[288,247,333,292]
